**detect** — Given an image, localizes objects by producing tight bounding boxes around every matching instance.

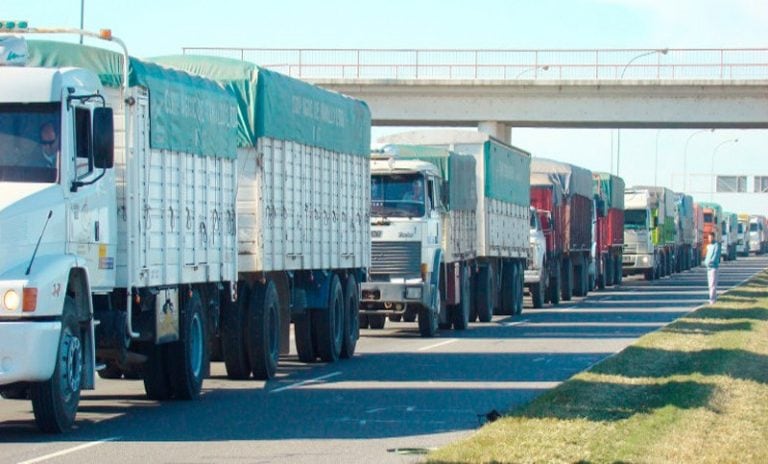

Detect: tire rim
[190,312,203,378]
[63,332,82,395]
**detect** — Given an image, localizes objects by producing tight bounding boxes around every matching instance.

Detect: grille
[623,243,638,254]
[371,241,421,276]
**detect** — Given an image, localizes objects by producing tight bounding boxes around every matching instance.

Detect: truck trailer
[529,158,594,301]
[673,192,696,271]
[592,172,625,288]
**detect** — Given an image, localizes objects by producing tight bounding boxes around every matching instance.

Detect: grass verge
[427,271,768,463]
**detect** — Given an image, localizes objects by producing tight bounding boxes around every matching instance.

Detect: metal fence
[180,47,768,80]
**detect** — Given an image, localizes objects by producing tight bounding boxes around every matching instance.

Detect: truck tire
[389,314,402,322]
[168,289,208,399]
[249,280,281,379]
[549,260,561,305]
[561,257,573,301]
[573,256,586,297]
[614,256,623,285]
[403,308,417,323]
[498,262,515,316]
[312,275,343,363]
[531,265,546,309]
[513,261,524,315]
[221,284,252,380]
[418,299,439,338]
[143,343,173,400]
[294,311,316,363]
[341,275,359,359]
[30,296,82,433]
[475,265,494,322]
[452,265,471,330]
[598,256,608,289]
[369,315,386,329]
[359,314,370,329]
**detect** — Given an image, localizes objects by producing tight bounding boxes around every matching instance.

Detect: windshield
[371,173,426,218]
[750,223,759,232]
[703,212,713,223]
[0,103,60,183]
[624,209,647,229]
[738,223,744,233]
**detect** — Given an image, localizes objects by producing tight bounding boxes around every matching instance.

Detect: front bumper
[622,253,653,272]
[0,320,61,385]
[360,281,431,313]
[524,269,541,284]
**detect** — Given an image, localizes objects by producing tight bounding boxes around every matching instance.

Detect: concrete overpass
[181,47,768,144]
[307,78,768,142]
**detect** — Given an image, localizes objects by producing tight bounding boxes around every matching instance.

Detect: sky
[4,0,768,212]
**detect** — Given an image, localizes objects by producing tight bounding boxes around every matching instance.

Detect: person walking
[703,232,722,304]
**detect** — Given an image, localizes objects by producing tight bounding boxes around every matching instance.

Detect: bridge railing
[180,47,768,80]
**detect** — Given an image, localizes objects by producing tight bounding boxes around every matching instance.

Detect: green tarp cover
[482,140,530,205]
[148,55,371,156]
[380,144,477,211]
[26,41,238,158]
[593,172,625,210]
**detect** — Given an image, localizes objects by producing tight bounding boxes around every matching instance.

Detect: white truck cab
[623,191,657,280]
[361,156,445,335]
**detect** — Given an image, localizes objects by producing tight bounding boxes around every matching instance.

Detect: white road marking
[269,371,341,394]
[417,339,458,351]
[365,407,386,414]
[19,437,119,464]
[501,319,529,327]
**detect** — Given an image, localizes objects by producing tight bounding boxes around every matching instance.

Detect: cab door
[67,104,117,291]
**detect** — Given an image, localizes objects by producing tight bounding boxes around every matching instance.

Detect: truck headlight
[405,287,422,300]
[641,256,649,264]
[3,289,19,311]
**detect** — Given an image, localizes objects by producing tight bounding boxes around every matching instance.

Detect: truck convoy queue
[0,25,766,433]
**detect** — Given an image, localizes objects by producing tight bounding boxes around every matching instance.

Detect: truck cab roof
[370,158,442,178]
[0,66,102,103]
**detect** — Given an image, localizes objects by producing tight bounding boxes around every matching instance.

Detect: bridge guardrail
[180,47,768,80]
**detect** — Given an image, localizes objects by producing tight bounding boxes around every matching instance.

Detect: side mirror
[653,217,659,228]
[440,180,450,207]
[93,107,114,169]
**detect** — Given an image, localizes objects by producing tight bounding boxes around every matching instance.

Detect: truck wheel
[475,265,494,322]
[498,263,515,316]
[418,298,439,338]
[143,343,173,400]
[341,275,359,359]
[221,284,252,379]
[294,310,316,363]
[598,256,608,289]
[514,261,524,315]
[561,258,573,301]
[168,289,208,399]
[573,257,586,297]
[644,268,655,281]
[403,309,417,323]
[30,296,82,433]
[369,315,386,329]
[389,314,402,322]
[359,314,370,329]
[549,261,561,305]
[312,275,344,363]
[614,257,623,285]
[249,280,281,379]
[531,274,545,309]
[452,265,471,330]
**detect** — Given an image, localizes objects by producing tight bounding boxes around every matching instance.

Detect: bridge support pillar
[478,121,511,144]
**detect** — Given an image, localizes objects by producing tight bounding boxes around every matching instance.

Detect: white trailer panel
[113,88,237,288]
[237,138,370,273]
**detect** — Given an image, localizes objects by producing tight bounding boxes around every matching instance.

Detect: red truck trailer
[530,158,594,301]
[593,172,625,288]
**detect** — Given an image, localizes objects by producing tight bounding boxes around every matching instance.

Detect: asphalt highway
[1,256,765,464]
